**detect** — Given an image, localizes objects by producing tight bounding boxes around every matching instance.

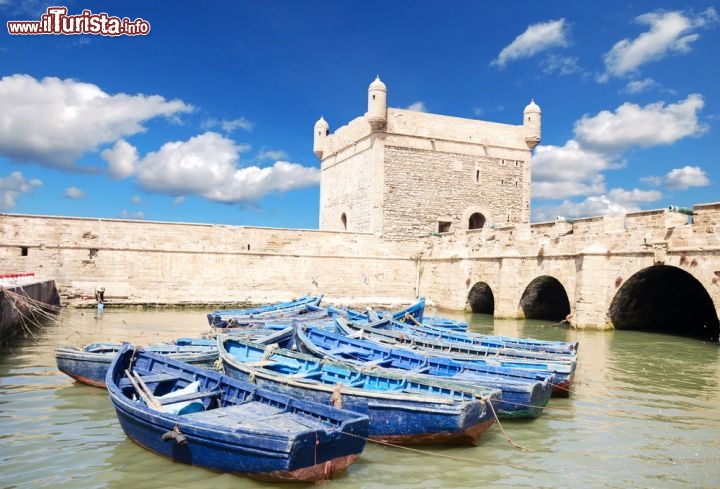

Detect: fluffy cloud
[0,74,193,168]
[622,78,656,94]
[601,8,718,80]
[101,132,320,202]
[573,94,706,153]
[531,140,613,199]
[0,171,42,210]
[533,93,708,219]
[406,101,427,112]
[491,19,570,68]
[533,190,662,222]
[202,117,254,133]
[257,148,289,161]
[643,165,710,190]
[64,186,85,199]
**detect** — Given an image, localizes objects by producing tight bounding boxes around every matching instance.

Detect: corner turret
[313,116,329,158]
[367,76,387,130]
[523,99,541,149]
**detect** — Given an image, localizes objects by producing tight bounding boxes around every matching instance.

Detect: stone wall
[382,145,526,240]
[1,203,719,330]
[0,214,420,307]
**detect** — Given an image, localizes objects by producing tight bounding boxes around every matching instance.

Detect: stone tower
[315,77,540,240]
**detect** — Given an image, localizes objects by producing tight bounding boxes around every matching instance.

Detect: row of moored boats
[55,295,579,483]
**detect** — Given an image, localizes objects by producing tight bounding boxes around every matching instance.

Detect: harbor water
[1,307,719,489]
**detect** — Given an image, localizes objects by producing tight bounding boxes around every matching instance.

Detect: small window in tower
[469,213,486,230]
[20,246,28,256]
[438,221,451,233]
[89,248,98,259]
[341,213,347,230]
[372,95,376,100]
[475,170,480,183]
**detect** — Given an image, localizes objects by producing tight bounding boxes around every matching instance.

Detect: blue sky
[1,1,718,228]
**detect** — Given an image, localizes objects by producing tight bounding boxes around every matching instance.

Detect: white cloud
[406,101,427,112]
[0,171,42,210]
[623,78,656,94]
[202,117,254,133]
[644,165,710,190]
[101,132,320,202]
[0,74,193,168]
[542,55,582,76]
[119,210,145,220]
[64,186,85,199]
[531,140,613,199]
[602,8,718,79]
[491,19,570,68]
[574,94,707,153]
[533,188,662,222]
[103,139,139,179]
[257,148,289,160]
[131,195,143,204]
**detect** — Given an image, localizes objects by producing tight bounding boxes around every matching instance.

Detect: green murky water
[1,308,719,488]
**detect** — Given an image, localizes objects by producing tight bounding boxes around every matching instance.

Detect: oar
[125,369,162,410]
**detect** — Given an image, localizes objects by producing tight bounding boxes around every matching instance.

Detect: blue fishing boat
[55,327,293,388]
[106,343,369,483]
[337,315,579,357]
[207,295,324,327]
[386,313,577,354]
[327,318,576,397]
[218,334,501,445]
[294,325,556,418]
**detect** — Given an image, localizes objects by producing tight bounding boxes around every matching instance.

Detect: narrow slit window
[21,246,28,256]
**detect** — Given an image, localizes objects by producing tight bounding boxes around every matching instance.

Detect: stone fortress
[1,77,718,340]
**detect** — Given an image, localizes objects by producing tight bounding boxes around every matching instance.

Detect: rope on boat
[342,431,506,463]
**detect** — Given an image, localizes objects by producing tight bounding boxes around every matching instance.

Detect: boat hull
[107,344,369,483]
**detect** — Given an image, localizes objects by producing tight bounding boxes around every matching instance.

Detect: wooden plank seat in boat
[157,389,222,406]
[118,373,182,388]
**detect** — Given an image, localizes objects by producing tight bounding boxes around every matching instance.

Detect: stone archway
[609,265,719,342]
[468,281,494,314]
[520,275,570,321]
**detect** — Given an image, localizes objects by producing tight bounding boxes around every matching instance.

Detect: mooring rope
[486,398,530,451]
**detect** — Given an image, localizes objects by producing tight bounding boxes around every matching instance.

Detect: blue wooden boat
[106,343,369,483]
[328,297,426,324]
[55,327,293,388]
[218,334,501,445]
[294,325,555,418]
[337,315,579,356]
[207,295,323,327]
[388,313,578,353]
[328,318,576,397]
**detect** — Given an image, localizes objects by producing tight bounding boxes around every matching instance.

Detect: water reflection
[1,307,719,488]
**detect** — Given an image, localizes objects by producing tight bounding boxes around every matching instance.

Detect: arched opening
[609,265,719,342]
[468,282,494,314]
[340,213,347,230]
[520,275,570,321]
[468,212,486,230]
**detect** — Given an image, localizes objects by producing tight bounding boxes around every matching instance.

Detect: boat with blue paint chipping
[326,317,576,397]
[55,327,293,388]
[336,315,579,357]
[218,334,501,445]
[206,295,323,327]
[106,343,369,483]
[294,325,556,418]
